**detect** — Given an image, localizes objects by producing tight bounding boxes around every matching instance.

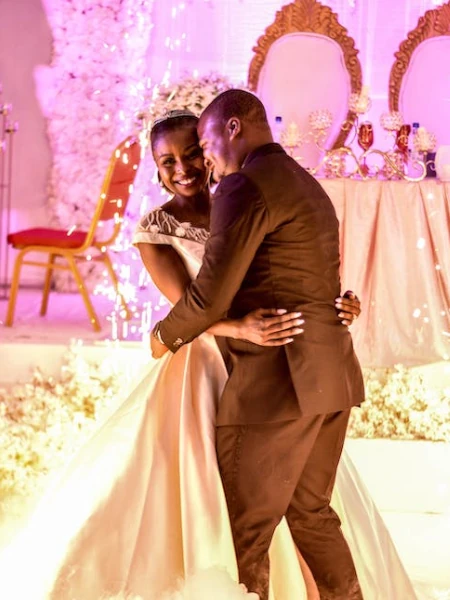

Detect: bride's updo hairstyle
[150,109,199,151]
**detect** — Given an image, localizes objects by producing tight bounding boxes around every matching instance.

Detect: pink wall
[0,0,52,283]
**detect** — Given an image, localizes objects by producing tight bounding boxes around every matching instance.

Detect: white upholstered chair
[248,0,363,169]
[389,2,450,148]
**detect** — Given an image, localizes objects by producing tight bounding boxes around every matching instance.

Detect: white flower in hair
[175,226,187,237]
[145,72,242,120]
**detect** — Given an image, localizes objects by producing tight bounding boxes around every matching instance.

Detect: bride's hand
[335,290,361,326]
[234,308,304,346]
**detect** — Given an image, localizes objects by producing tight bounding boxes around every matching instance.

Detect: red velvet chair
[6,136,142,332]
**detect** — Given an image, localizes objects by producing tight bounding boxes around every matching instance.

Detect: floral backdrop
[34,0,154,291]
[33,0,237,294]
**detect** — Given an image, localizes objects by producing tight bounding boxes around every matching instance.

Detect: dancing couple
[0,90,417,600]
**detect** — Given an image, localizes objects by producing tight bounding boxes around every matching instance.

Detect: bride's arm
[137,242,191,306]
[137,243,302,345]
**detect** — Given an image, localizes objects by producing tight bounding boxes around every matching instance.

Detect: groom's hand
[150,321,170,359]
[236,308,304,346]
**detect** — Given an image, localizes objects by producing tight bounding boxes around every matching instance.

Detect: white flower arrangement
[348,365,450,441]
[34,0,154,291]
[146,72,236,121]
[413,126,437,153]
[1,356,449,511]
[0,348,122,505]
[309,109,333,132]
[380,111,404,132]
[348,85,371,115]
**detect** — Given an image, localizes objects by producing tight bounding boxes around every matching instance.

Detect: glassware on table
[395,124,411,173]
[357,121,374,176]
[396,124,411,154]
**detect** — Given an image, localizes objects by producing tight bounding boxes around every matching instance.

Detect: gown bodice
[133,207,209,280]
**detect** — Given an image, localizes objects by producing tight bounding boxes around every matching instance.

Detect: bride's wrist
[228,319,242,340]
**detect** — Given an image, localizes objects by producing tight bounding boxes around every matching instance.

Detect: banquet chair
[388,2,450,148]
[247,0,363,169]
[5,136,142,332]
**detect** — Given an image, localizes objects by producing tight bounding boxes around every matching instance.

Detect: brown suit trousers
[216,411,363,600]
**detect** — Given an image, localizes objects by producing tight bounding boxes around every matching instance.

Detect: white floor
[346,439,450,599]
[1,289,450,598]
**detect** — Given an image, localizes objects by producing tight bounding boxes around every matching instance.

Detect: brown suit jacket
[159,143,364,425]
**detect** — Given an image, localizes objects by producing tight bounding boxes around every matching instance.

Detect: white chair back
[399,36,450,148]
[256,32,351,169]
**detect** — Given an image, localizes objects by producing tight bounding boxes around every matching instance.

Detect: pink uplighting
[0,1,450,598]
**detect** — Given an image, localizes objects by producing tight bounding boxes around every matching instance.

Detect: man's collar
[241,143,285,169]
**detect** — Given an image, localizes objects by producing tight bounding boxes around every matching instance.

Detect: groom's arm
[157,172,268,353]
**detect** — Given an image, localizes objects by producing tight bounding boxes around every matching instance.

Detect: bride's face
[153,125,209,199]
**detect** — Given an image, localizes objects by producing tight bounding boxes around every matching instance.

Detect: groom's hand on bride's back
[234,308,304,346]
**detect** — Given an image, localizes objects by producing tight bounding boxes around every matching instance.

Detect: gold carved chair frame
[389,2,450,112]
[247,0,363,150]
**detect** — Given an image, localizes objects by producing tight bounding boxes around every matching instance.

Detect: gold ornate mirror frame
[389,2,450,111]
[247,0,363,150]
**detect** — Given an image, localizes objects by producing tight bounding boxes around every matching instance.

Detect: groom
[151,89,364,599]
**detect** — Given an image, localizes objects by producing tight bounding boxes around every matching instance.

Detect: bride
[0,110,417,600]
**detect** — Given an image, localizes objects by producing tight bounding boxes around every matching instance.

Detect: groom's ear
[226,117,241,140]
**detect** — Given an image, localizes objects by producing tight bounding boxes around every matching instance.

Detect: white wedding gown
[0,209,418,600]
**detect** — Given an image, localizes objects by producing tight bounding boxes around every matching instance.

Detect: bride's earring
[157,172,174,199]
[157,172,166,190]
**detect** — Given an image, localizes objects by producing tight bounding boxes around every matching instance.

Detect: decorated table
[320,178,450,368]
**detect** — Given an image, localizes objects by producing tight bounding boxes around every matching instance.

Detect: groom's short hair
[201,89,268,128]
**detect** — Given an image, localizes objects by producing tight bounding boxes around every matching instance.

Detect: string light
[416,238,426,249]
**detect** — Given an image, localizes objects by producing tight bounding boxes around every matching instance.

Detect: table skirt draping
[320,178,450,367]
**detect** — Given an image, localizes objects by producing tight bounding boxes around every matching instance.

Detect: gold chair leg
[66,256,102,332]
[40,254,56,316]
[5,250,26,327]
[102,252,132,320]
